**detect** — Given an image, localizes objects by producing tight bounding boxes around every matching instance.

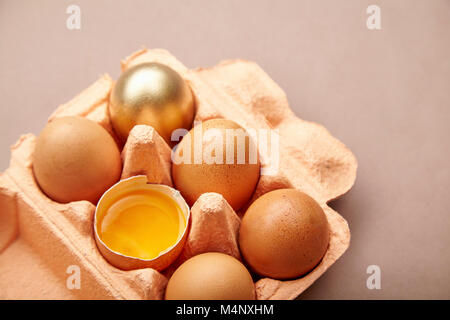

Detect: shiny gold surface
[109,62,194,144]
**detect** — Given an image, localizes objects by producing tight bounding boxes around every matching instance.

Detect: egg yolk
[98,189,185,260]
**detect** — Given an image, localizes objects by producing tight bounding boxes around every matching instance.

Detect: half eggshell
[94,175,190,271]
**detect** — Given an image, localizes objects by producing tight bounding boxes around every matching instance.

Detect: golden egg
[239,189,330,279]
[165,252,255,300]
[109,62,195,145]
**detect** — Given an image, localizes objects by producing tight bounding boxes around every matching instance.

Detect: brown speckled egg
[239,189,330,279]
[33,116,122,204]
[165,252,255,300]
[172,119,260,211]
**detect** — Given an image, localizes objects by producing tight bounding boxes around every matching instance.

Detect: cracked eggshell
[94,176,190,271]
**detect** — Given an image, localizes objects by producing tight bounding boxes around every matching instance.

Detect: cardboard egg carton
[0,48,357,300]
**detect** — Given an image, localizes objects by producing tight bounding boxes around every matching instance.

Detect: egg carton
[0,48,357,300]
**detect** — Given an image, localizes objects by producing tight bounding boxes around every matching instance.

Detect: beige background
[0,0,449,299]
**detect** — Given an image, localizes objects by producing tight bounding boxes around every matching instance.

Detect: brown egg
[239,189,330,279]
[33,116,122,203]
[165,252,255,300]
[172,119,260,211]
